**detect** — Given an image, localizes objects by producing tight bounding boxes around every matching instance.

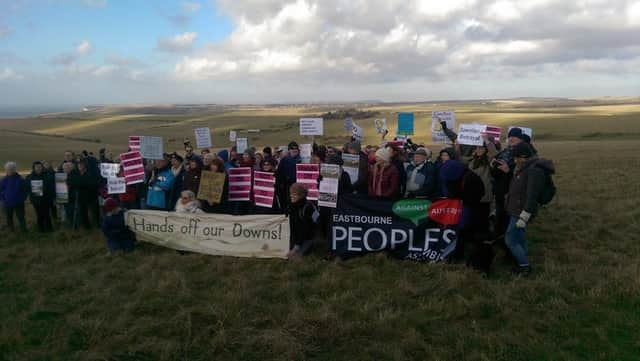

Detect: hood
[217,150,229,162]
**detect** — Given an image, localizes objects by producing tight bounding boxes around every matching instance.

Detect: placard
[344,117,353,131]
[194,127,212,149]
[236,138,248,154]
[352,122,364,141]
[299,118,323,136]
[108,177,127,195]
[119,151,145,185]
[318,163,340,208]
[100,163,120,179]
[296,164,319,201]
[397,112,414,135]
[485,125,502,142]
[30,180,43,197]
[228,167,252,201]
[253,171,276,208]
[55,173,68,204]
[300,143,312,163]
[128,136,141,151]
[198,170,225,204]
[342,153,360,185]
[457,123,486,146]
[374,118,387,134]
[140,136,164,160]
[229,130,237,142]
[432,111,456,143]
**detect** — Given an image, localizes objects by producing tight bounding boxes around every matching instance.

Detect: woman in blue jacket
[0,161,27,232]
[146,156,175,210]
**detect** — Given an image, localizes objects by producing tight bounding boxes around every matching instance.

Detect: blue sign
[397,112,414,135]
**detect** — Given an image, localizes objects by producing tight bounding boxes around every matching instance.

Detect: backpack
[301,201,320,224]
[536,163,556,205]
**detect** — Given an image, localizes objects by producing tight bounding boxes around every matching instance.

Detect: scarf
[406,161,425,193]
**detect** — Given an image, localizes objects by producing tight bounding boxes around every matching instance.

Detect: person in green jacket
[26,161,55,232]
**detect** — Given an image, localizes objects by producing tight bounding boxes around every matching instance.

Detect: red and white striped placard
[485,126,502,142]
[128,136,141,151]
[119,151,145,185]
[253,171,276,208]
[228,167,252,201]
[296,164,319,201]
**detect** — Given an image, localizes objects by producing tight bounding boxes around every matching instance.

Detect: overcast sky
[0,0,639,105]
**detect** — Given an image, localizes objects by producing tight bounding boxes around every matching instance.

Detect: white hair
[181,190,196,201]
[4,161,17,171]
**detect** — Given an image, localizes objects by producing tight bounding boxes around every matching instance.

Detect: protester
[201,158,229,213]
[182,159,202,195]
[67,160,100,229]
[276,142,301,211]
[203,152,216,170]
[1,161,27,232]
[61,162,75,224]
[26,161,55,232]
[175,190,204,213]
[184,144,201,164]
[368,147,400,199]
[42,161,59,221]
[169,153,185,209]
[386,143,407,196]
[146,156,175,210]
[505,142,555,275]
[101,198,135,254]
[286,183,316,258]
[469,134,499,238]
[240,149,256,168]
[217,149,235,171]
[57,150,76,172]
[345,141,369,194]
[404,147,437,199]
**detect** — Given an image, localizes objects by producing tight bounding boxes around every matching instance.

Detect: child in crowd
[101,198,135,254]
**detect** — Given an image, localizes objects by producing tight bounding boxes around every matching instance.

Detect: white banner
[126,210,290,259]
[457,123,487,146]
[299,118,324,136]
[194,127,212,149]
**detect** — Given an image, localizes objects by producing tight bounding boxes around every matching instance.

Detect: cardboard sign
[508,126,533,139]
[228,167,252,201]
[352,122,364,141]
[140,136,164,160]
[120,151,145,185]
[30,180,43,197]
[485,125,502,142]
[55,173,68,204]
[108,177,127,195]
[318,163,340,208]
[344,117,353,131]
[457,123,486,146]
[253,171,276,208]
[432,111,456,143]
[198,170,225,204]
[397,112,414,135]
[100,163,120,179]
[229,130,237,142]
[299,118,324,136]
[342,154,360,185]
[296,164,320,201]
[194,127,212,149]
[236,138,248,154]
[374,118,387,134]
[128,136,141,151]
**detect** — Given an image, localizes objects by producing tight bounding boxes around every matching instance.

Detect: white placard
[194,127,212,149]
[300,144,312,162]
[31,180,43,197]
[236,138,248,154]
[457,123,487,146]
[140,136,164,160]
[432,111,456,143]
[344,117,353,131]
[299,118,324,136]
[352,122,364,141]
[100,163,120,179]
[374,118,387,134]
[108,177,127,194]
[508,126,533,139]
[229,130,237,142]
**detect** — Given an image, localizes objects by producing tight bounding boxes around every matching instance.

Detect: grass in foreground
[1,139,639,360]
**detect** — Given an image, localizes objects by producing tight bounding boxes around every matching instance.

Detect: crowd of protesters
[1,124,555,274]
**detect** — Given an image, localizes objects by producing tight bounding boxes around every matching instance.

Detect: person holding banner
[101,198,135,254]
[1,161,27,232]
[146,155,175,211]
[345,141,369,195]
[368,148,400,199]
[26,161,55,232]
[404,148,437,199]
[286,183,317,258]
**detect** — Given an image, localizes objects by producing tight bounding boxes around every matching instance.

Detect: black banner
[331,195,459,262]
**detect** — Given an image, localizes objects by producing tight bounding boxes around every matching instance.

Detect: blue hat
[440,160,466,182]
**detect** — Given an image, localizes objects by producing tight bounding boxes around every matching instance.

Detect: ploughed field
[1,99,639,360]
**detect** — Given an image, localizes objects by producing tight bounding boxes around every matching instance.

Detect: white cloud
[0,67,23,81]
[156,32,198,53]
[76,40,92,55]
[181,1,201,13]
[629,1,640,26]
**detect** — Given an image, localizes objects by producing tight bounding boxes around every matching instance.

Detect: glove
[516,211,531,228]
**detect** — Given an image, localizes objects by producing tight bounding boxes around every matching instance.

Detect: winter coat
[146,167,175,210]
[404,160,437,199]
[67,169,99,205]
[391,158,407,196]
[175,199,204,213]
[26,170,55,205]
[286,198,315,246]
[182,166,202,195]
[0,173,27,207]
[368,162,400,199]
[469,141,498,203]
[505,157,555,217]
[101,210,135,250]
[351,152,369,195]
[276,154,301,187]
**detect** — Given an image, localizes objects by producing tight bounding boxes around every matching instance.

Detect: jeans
[505,216,529,267]
[3,203,27,231]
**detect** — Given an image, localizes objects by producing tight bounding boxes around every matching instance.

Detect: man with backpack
[505,142,555,275]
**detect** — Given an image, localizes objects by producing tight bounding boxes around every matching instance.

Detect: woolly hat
[412,147,431,159]
[440,160,466,182]
[375,147,390,162]
[288,141,299,150]
[512,142,533,158]
[103,198,119,213]
[507,127,525,140]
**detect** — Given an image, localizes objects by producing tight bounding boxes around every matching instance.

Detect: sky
[0,0,639,105]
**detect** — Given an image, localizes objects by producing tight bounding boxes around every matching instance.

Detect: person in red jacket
[368,147,400,199]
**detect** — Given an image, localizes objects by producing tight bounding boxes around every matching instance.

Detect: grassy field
[1,99,640,360]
